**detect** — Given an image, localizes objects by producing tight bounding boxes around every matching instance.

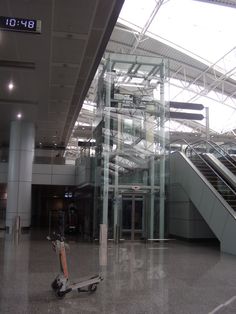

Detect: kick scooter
[47,212,103,299]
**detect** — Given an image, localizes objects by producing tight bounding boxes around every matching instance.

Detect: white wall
[32,164,76,185]
[0,162,76,185]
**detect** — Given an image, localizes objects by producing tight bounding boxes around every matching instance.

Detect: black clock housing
[0,16,41,33]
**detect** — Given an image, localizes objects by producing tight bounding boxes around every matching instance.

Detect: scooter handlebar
[47,232,65,242]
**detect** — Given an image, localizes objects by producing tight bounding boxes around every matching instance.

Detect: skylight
[119,0,157,30]
[119,0,236,75]
[169,78,236,133]
[118,0,236,133]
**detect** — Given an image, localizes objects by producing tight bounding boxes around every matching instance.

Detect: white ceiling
[0,0,124,148]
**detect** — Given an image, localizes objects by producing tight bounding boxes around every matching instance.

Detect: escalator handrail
[219,141,236,149]
[169,139,190,146]
[219,142,236,156]
[185,139,236,171]
[208,140,236,167]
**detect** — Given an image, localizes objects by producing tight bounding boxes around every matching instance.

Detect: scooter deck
[69,275,103,290]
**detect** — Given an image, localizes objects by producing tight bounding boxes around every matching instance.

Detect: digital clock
[0,16,41,33]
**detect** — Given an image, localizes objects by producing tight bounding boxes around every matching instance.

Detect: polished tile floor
[0,231,236,314]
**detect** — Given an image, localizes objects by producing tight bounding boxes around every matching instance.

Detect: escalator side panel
[170,152,236,255]
[221,216,236,254]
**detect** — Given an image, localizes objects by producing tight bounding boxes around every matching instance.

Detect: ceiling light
[17,113,22,119]
[8,82,14,91]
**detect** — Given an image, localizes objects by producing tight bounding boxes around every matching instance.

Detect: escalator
[170,141,236,255]
[190,154,236,211]
[204,140,236,176]
[190,140,236,190]
[190,140,236,174]
[218,157,236,175]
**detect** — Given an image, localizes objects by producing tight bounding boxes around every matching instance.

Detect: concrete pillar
[99,224,108,247]
[6,121,35,232]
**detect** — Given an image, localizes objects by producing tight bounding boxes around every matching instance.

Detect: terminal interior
[1,0,236,313]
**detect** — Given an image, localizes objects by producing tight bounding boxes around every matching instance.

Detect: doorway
[122,195,144,240]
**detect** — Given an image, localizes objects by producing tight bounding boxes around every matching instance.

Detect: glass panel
[0,200,6,229]
[122,199,132,230]
[134,200,143,230]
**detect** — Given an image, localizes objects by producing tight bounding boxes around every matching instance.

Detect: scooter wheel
[88,284,97,292]
[56,291,66,299]
[51,280,59,291]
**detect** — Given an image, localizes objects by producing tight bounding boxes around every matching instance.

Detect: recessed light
[8,82,14,91]
[17,113,22,119]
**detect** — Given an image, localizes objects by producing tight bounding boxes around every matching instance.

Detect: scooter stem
[59,241,69,279]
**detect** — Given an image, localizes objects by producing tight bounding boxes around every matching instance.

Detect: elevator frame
[92,53,168,242]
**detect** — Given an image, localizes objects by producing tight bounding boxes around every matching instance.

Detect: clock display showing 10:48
[0,16,41,33]
[5,18,36,30]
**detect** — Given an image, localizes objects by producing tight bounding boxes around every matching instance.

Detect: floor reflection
[0,234,30,313]
[1,232,235,314]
